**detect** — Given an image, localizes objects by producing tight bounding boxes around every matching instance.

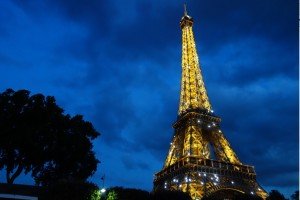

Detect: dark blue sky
[0,0,298,197]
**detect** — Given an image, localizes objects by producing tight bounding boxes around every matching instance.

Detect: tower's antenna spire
[184,3,188,16]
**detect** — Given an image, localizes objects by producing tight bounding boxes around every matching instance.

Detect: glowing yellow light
[154,6,268,200]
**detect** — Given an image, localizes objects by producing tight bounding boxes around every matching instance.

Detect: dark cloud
[121,155,150,171]
[192,0,297,50]
[204,38,298,86]
[0,0,298,197]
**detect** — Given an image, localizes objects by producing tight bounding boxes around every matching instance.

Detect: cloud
[121,155,150,171]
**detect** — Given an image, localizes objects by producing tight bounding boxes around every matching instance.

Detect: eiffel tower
[153,5,268,200]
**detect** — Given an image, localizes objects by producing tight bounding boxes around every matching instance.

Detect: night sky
[0,0,298,198]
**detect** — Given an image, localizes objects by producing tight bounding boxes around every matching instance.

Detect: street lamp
[100,188,106,193]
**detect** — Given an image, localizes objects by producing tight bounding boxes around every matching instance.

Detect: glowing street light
[100,188,106,193]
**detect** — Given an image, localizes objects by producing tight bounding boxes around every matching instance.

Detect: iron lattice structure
[153,7,268,200]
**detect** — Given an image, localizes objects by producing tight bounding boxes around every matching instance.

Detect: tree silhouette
[266,190,287,200]
[0,89,100,185]
[102,188,192,200]
[290,190,299,200]
[39,180,99,200]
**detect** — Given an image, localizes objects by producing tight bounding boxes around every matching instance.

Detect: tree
[290,190,299,200]
[39,180,99,200]
[106,190,118,200]
[266,190,287,200]
[101,188,192,200]
[151,190,192,200]
[104,187,150,200]
[0,89,100,185]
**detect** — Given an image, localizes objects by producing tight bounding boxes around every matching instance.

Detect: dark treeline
[101,188,299,200]
[37,186,300,200]
[101,187,192,200]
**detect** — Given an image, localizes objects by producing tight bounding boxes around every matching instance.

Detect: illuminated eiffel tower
[153,5,268,200]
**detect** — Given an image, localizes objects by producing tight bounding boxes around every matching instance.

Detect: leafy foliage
[106,190,118,200]
[103,187,150,200]
[0,89,100,185]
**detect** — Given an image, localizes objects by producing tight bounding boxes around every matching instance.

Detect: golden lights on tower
[179,5,211,115]
[153,5,268,200]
